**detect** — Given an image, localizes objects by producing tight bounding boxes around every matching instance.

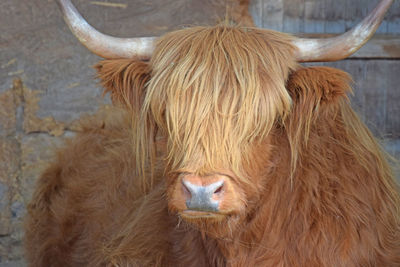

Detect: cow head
[57,0,393,236]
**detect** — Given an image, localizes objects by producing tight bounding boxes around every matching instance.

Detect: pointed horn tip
[294,0,393,62]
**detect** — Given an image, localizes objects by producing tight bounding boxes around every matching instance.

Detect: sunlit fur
[140,26,296,186]
[25,25,400,266]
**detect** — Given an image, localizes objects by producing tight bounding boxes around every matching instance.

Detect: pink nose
[181,177,225,212]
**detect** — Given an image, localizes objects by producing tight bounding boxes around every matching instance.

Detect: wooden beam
[294,34,400,59]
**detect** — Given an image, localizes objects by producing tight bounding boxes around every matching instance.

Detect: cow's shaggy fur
[25,25,400,266]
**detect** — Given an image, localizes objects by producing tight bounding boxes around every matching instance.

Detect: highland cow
[25,0,400,266]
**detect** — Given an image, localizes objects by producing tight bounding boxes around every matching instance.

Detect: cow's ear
[285,66,353,139]
[95,59,151,111]
[287,66,352,107]
[284,67,354,168]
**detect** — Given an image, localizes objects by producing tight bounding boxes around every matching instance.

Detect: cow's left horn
[293,0,393,62]
[56,0,156,59]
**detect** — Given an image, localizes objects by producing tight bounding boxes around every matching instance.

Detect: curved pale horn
[294,0,393,62]
[56,0,156,59]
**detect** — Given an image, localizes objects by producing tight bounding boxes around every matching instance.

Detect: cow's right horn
[293,0,393,62]
[56,0,156,60]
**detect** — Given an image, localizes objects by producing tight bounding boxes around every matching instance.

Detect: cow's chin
[175,209,242,239]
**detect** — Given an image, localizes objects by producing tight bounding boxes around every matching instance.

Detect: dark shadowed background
[0,0,399,265]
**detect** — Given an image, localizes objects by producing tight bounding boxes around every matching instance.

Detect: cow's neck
[214,198,278,265]
[207,146,292,264]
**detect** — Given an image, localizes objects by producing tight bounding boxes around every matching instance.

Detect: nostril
[214,183,224,194]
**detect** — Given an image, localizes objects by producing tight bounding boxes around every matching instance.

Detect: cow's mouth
[180,210,226,219]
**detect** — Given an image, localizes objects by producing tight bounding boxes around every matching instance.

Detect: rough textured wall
[0,0,398,266]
